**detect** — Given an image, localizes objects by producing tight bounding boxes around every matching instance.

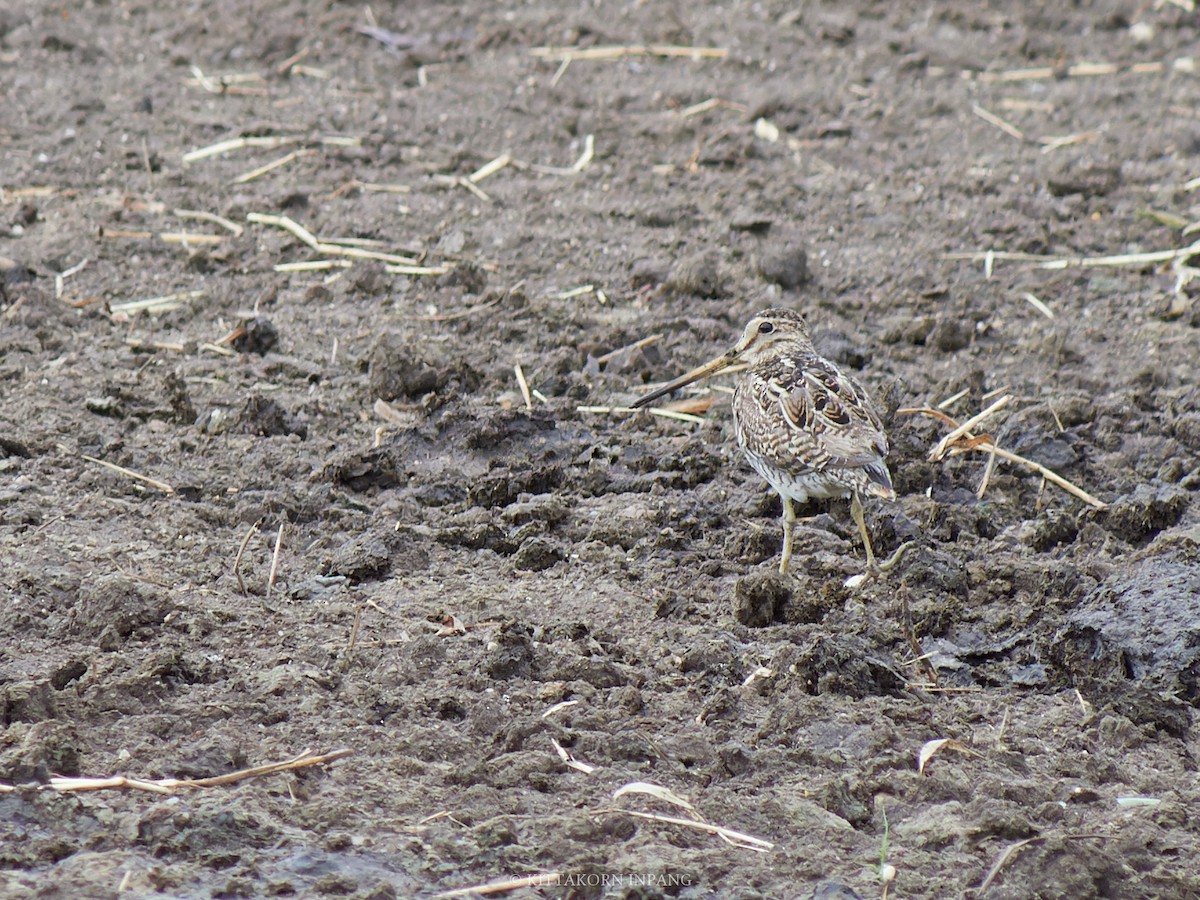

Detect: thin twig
[549,56,571,86]
[929,395,1012,461]
[248,212,426,266]
[1021,292,1054,319]
[557,284,594,300]
[81,455,175,494]
[383,262,450,276]
[530,134,595,176]
[899,406,1107,509]
[183,134,360,163]
[41,748,353,795]
[598,807,773,851]
[979,834,1107,893]
[266,521,284,601]
[972,104,1025,141]
[977,444,999,498]
[432,873,562,898]
[550,737,597,774]
[183,135,304,163]
[185,67,268,96]
[54,258,90,299]
[233,518,263,596]
[514,363,533,411]
[971,60,1166,83]
[158,232,225,246]
[577,405,707,425]
[1039,131,1100,153]
[246,212,320,250]
[468,153,513,184]
[681,97,749,118]
[231,148,318,184]
[951,442,1107,508]
[946,238,1200,271]
[530,44,728,61]
[274,260,354,273]
[594,334,663,364]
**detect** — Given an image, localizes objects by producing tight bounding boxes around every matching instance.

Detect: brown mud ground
[3,2,1200,898]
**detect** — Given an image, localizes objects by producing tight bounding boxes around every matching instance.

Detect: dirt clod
[732,572,791,626]
[1046,159,1122,198]
[231,317,279,355]
[665,253,727,298]
[1104,484,1188,544]
[512,536,564,571]
[756,239,810,290]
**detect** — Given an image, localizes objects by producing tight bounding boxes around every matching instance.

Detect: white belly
[743,451,850,503]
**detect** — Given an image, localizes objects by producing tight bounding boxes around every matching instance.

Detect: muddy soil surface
[3,1,1200,898]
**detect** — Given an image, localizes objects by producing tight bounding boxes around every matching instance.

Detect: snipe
[633,308,908,576]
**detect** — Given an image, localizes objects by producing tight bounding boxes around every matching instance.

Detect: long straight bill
[630,352,736,408]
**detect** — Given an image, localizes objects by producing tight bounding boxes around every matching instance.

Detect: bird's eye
[758,321,775,334]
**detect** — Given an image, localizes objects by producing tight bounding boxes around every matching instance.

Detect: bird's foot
[875,540,913,572]
[843,541,914,589]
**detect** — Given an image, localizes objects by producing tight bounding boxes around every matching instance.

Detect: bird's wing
[763,357,888,471]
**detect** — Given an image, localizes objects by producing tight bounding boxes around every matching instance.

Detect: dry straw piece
[513,363,533,411]
[233,518,263,596]
[53,258,89,299]
[432,873,562,898]
[109,290,204,317]
[81,455,175,494]
[899,400,1107,509]
[917,738,980,775]
[966,57,1190,83]
[182,134,360,164]
[231,148,318,184]
[247,212,444,272]
[550,737,597,774]
[605,781,774,852]
[0,748,352,795]
[947,237,1200,290]
[530,44,728,62]
[577,405,707,425]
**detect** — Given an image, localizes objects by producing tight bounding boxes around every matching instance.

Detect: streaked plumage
[633,308,906,575]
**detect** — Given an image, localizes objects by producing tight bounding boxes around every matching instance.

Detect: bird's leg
[850,493,911,574]
[850,492,878,570]
[778,494,796,574]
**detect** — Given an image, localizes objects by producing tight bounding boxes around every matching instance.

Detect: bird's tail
[861,462,896,501]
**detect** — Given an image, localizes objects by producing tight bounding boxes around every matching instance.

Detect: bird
[631,308,908,577]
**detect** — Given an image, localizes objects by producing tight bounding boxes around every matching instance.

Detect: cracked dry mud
[2,2,1200,898]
